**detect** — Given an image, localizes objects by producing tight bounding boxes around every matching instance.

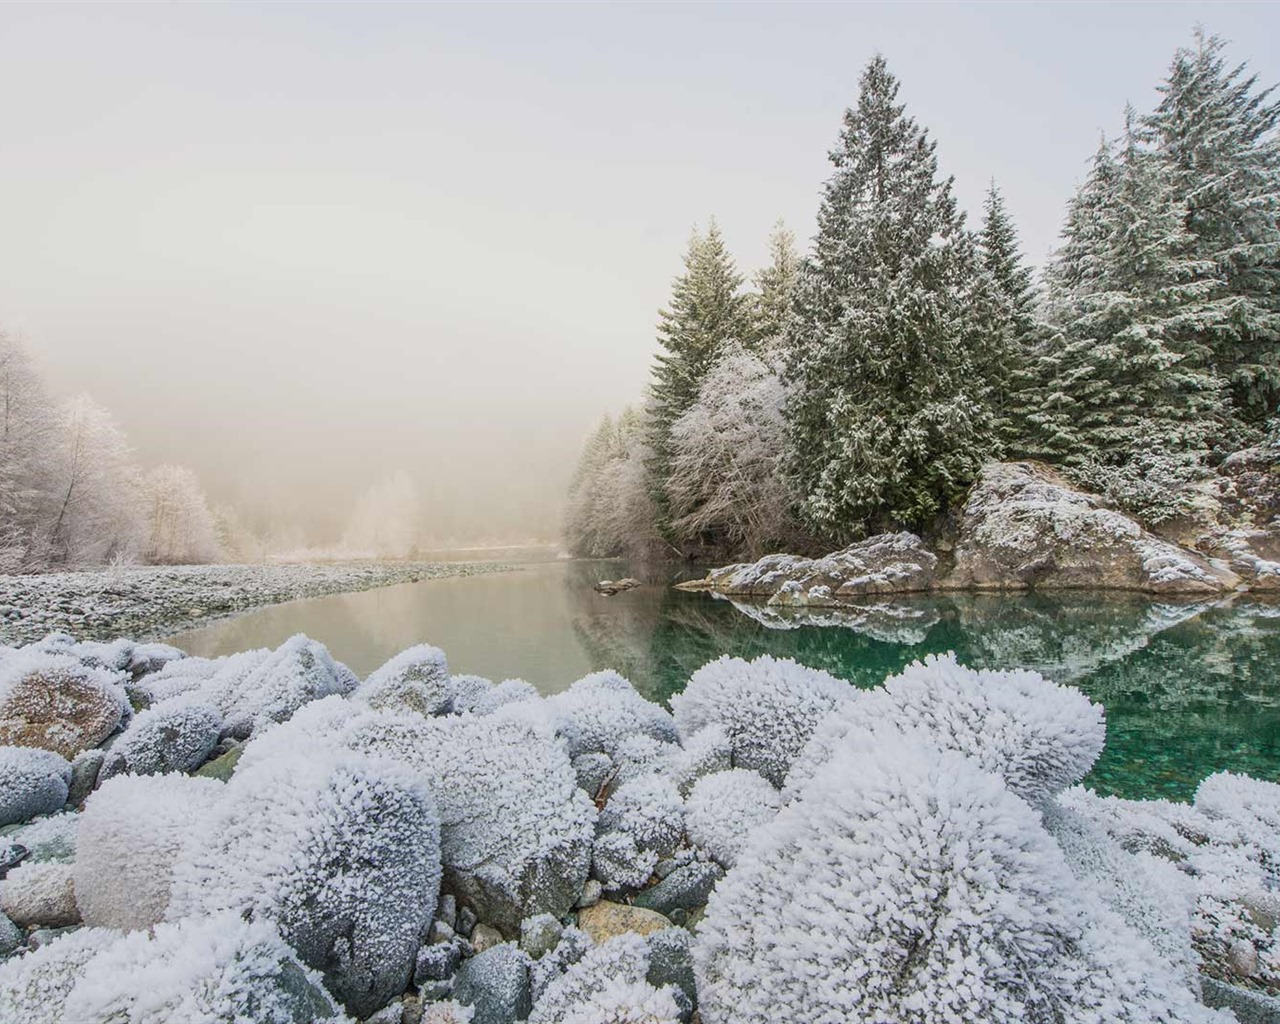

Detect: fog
[0,2,1275,545]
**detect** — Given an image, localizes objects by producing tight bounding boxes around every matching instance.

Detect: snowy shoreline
[0,562,515,647]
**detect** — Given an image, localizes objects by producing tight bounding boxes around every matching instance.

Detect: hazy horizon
[2,1,1277,545]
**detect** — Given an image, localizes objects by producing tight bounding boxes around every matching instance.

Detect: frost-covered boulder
[530,933,681,1024]
[947,461,1239,593]
[131,649,260,708]
[453,941,532,1023]
[97,700,223,780]
[676,531,938,605]
[243,700,596,936]
[671,656,854,787]
[8,811,78,863]
[357,644,451,717]
[0,860,78,926]
[0,653,127,758]
[0,745,71,826]
[695,739,1226,1024]
[667,725,731,796]
[546,672,678,760]
[1196,770,1280,856]
[447,674,497,714]
[593,776,685,891]
[0,925,120,1024]
[168,750,440,1017]
[75,773,224,931]
[469,678,541,716]
[685,770,782,869]
[785,653,1105,806]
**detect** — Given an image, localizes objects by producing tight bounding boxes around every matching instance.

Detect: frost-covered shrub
[530,933,679,1024]
[671,656,853,787]
[685,769,782,869]
[593,776,685,891]
[61,912,352,1024]
[98,699,222,780]
[786,653,1104,805]
[356,644,450,717]
[75,772,224,931]
[0,925,121,1024]
[0,745,71,826]
[547,671,678,760]
[695,739,1225,1024]
[0,652,128,758]
[668,725,731,796]
[168,749,440,1017]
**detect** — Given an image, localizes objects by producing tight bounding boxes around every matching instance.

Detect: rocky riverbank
[678,461,1280,605]
[0,562,513,647]
[0,631,1276,1022]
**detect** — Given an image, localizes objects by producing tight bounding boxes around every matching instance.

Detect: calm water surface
[166,559,1280,802]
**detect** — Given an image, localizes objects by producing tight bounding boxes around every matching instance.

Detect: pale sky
[1,2,1276,542]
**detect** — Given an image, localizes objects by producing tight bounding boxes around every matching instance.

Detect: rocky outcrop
[945,462,1240,594]
[675,532,938,606]
[1197,528,1280,592]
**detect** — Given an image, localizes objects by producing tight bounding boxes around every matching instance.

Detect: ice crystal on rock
[0,652,128,759]
[685,769,782,868]
[594,776,685,891]
[468,678,541,717]
[98,699,223,779]
[530,933,679,1024]
[786,653,1104,805]
[0,925,120,1024]
[167,749,441,1018]
[547,671,678,760]
[62,912,352,1024]
[696,739,1226,1024]
[75,772,224,931]
[356,644,451,717]
[671,655,854,786]
[446,674,496,714]
[0,744,71,826]
[668,725,731,796]
[0,860,78,927]
[420,1001,476,1024]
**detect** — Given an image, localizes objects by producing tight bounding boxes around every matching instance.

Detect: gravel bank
[0,562,513,646]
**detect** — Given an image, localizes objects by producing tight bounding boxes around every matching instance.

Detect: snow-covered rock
[8,811,78,863]
[356,644,451,717]
[0,653,127,758]
[671,655,854,787]
[546,671,678,760]
[0,925,119,1024]
[946,461,1240,593]
[593,776,685,891]
[684,769,782,869]
[676,531,938,605]
[167,749,440,1017]
[97,699,222,779]
[0,861,78,927]
[74,773,224,931]
[530,933,680,1024]
[0,745,71,826]
[785,653,1105,806]
[667,725,731,796]
[696,738,1227,1024]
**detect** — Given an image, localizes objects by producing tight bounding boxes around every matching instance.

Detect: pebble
[577,901,671,944]
[574,879,602,909]
[519,914,563,959]
[0,912,21,957]
[470,923,504,953]
[634,861,725,918]
[457,906,478,939]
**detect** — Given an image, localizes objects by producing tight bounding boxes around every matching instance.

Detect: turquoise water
[166,559,1280,802]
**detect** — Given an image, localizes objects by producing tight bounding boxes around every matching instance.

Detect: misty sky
[1,2,1277,543]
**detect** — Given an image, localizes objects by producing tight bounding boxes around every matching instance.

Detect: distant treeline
[566,30,1280,562]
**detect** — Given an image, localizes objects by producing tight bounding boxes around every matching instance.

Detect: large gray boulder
[98,700,222,780]
[945,462,1240,594]
[0,746,71,827]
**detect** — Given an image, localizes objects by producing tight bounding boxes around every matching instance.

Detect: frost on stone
[1196,770,1280,863]
[98,699,223,779]
[685,769,782,869]
[10,810,78,863]
[0,925,121,1024]
[61,912,352,1024]
[446,674,496,714]
[356,644,451,717]
[593,776,685,891]
[668,725,731,796]
[0,744,71,827]
[610,734,678,791]
[75,772,225,931]
[420,1001,476,1024]
[167,749,441,1018]
[671,655,854,787]
[468,678,541,717]
[695,739,1226,1024]
[529,933,677,1024]
[0,652,128,759]
[0,860,78,927]
[785,653,1104,806]
[546,671,678,760]
[530,925,594,1004]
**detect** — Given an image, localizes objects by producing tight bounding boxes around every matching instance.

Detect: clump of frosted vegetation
[671,655,853,786]
[356,644,450,717]
[60,913,351,1024]
[529,934,680,1024]
[98,699,223,779]
[785,653,1104,805]
[0,926,121,1024]
[547,671,678,760]
[695,739,1225,1024]
[593,776,685,890]
[168,748,440,1017]
[685,769,782,868]
[75,773,225,931]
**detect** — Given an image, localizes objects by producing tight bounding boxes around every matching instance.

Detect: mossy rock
[193,745,243,782]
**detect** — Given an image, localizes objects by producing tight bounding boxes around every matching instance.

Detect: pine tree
[1145,29,1280,427]
[752,220,800,349]
[647,220,752,530]
[785,55,996,538]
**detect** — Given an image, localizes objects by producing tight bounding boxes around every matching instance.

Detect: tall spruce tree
[647,220,752,530]
[784,56,996,538]
[752,219,800,349]
[1144,29,1280,427]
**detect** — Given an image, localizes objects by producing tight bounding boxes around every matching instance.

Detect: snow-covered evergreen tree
[1145,29,1280,428]
[785,56,997,537]
[751,220,800,350]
